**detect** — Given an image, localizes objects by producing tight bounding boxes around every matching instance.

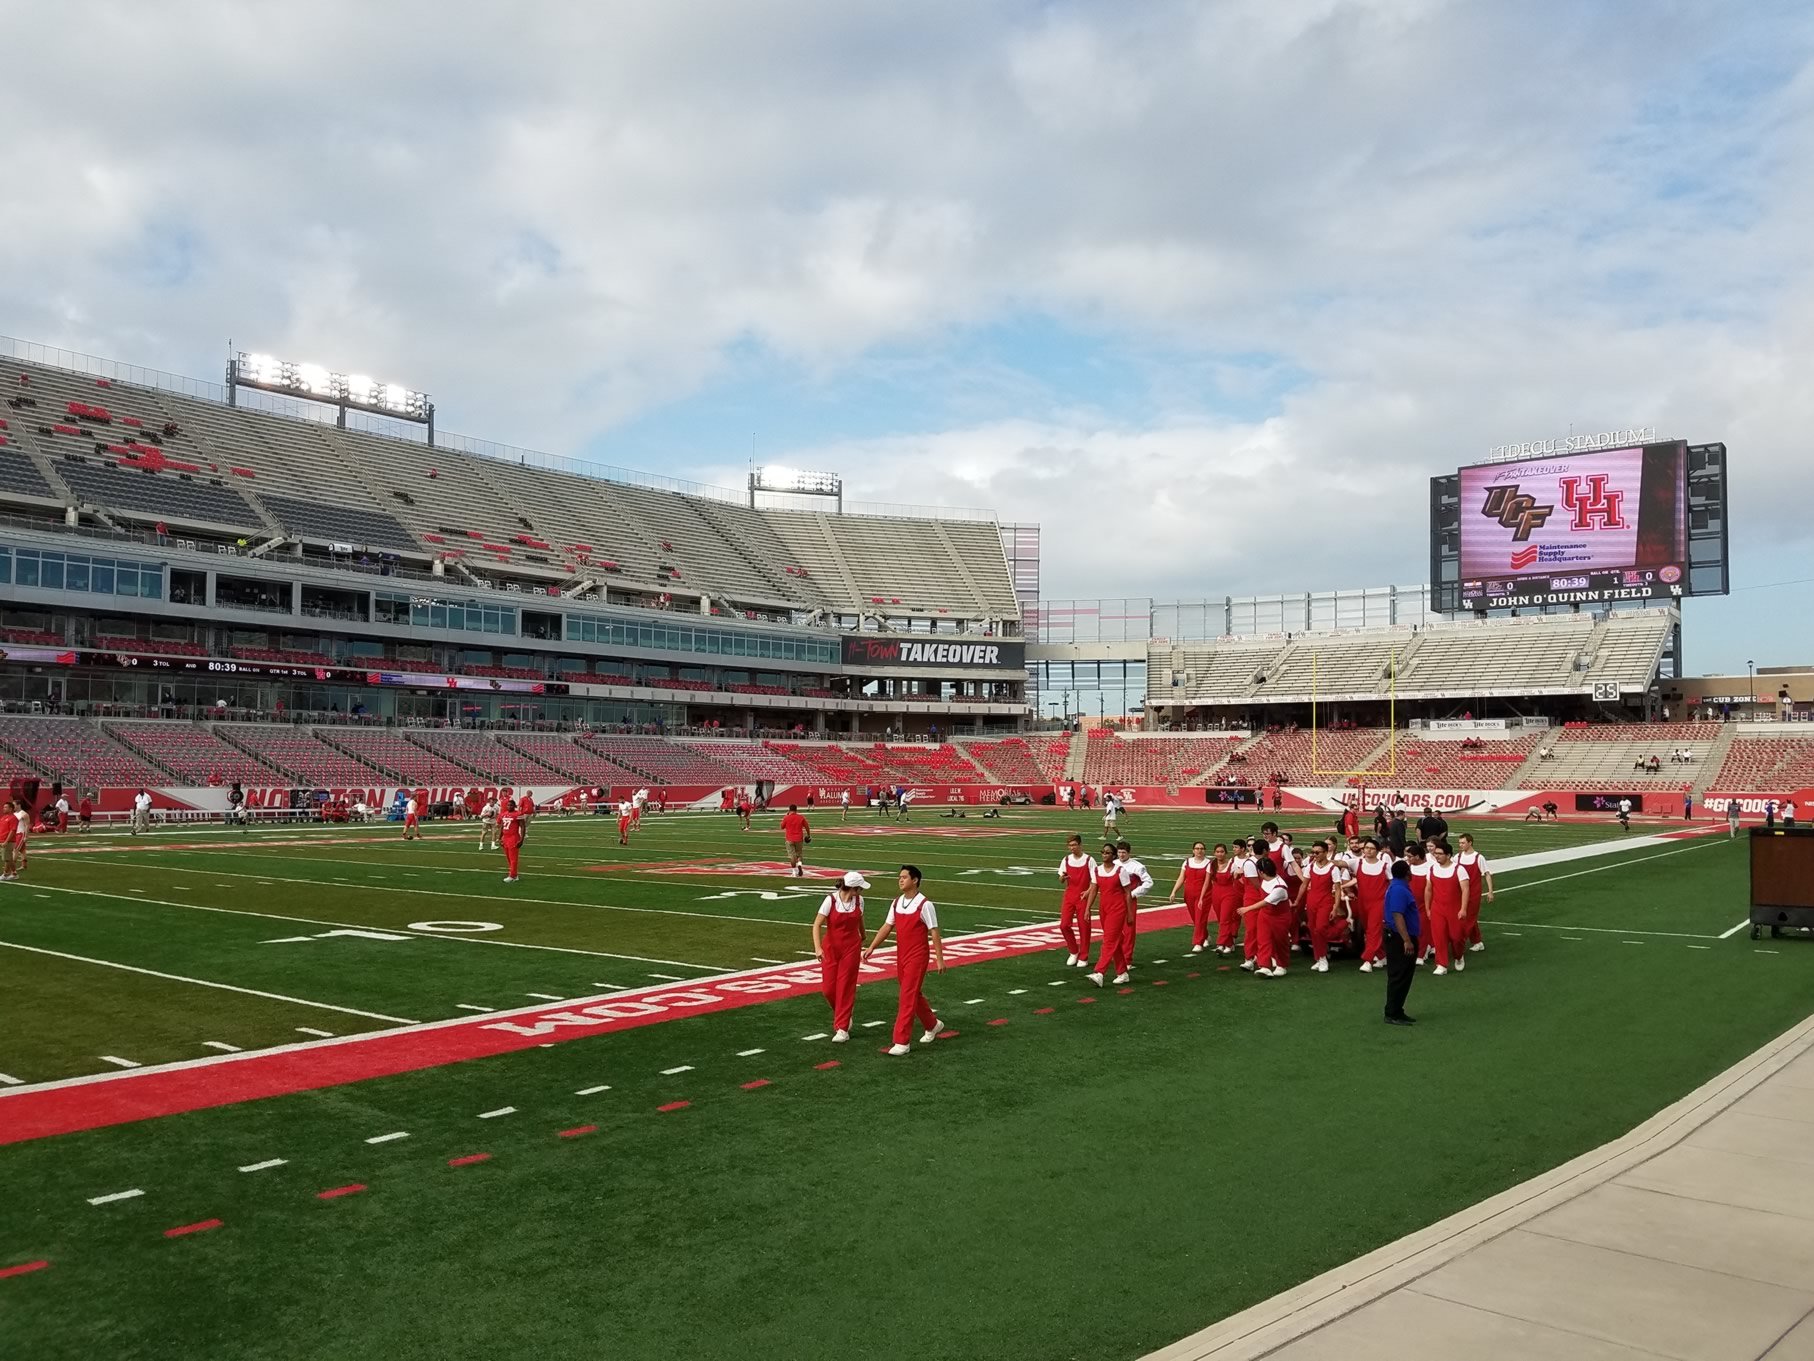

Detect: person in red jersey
[0,799,23,880]
[617,798,634,846]
[78,792,94,834]
[1172,840,1214,954]
[1455,832,1495,953]
[1342,804,1360,841]
[780,803,811,878]
[1083,839,1129,986]
[1209,843,1241,956]
[1350,838,1391,972]
[862,864,945,1055]
[812,870,870,1042]
[1425,840,1473,976]
[1296,840,1351,974]
[498,798,526,883]
[737,791,753,832]
[1056,833,1097,967]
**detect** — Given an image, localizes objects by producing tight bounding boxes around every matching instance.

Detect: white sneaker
[1239,959,1256,971]
[1086,972,1104,987]
[1112,972,1130,985]
[1271,968,1287,978]
[1064,952,1078,967]
[1454,957,1465,972]
[503,876,517,883]
[887,1043,911,1056]
[919,1019,944,1045]
[1359,962,1373,974]
[1468,942,1485,953]
[1313,959,1328,973]
[1432,965,1449,976]
[1076,957,1091,968]
[1189,944,1204,954]
[831,1029,849,1043]
[1373,956,1387,968]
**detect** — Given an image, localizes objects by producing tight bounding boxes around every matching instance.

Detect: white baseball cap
[841,871,871,889]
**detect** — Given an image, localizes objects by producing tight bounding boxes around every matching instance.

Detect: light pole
[1748,659,1756,716]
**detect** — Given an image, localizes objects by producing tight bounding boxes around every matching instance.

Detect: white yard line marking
[1757,949,1781,954]
[660,1065,694,1076]
[201,1041,242,1052]
[1687,945,1712,950]
[794,950,817,957]
[1561,936,1583,941]
[0,1073,22,1086]
[737,1048,765,1057]
[963,998,985,1005]
[751,957,785,964]
[575,1085,612,1096]
[86,1188,143,1206]
[295,1027,335,1038]
[454,1003,494,1012]
[364,1131,409,1144]
[862,1020,886,1028]
[1048,980,1066,985]
[524,993,564,1001]
[99,1056,141,1068]
[1719,919,1752,939]
[803,1032,828,1041]
[1498,931,1523,937]
[478,1106,515,1119]
[1008,988,1027,995]
[238,1159,286,1173]
[0,940,418,1025]
[20,882,730,973]
[1485,921,1713,940]
[647,973,685,981]
[593,982,626,990]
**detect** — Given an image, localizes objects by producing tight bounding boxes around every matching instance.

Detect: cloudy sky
[3,0,1811,674]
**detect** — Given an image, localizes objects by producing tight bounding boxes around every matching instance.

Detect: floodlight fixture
[228,349,434,440]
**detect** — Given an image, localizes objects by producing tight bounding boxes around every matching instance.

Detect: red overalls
[819,892,864,1031]
[1352,858,1389,964]
[1059,854,1094,958]
[1181,858,1211,948]
[1092,864,1129,976]
[1240,861,1266,962]
[890,894,939,1045]
[1304,861,1342,963]
[1259,877,1294,972]
[1427,863,1469,968]
[1211,860,1241,949]
[1458,851,1487,946]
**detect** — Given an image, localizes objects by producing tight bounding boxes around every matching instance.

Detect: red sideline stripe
[447,1154,491,1167]
[0,1260,50,1279]
[1033,1007,1055,1015]
[1188,972,1201,978]
[0,909,1191,1147]
[1077,996,1096,1004]
[1118,987,1136,995]
[937,1030,959,1039]
[740,1079,771,1090]
[316,1184,366,1200]
[657,1101,689,1113]
[814,1061,840,1071]
[163,1219,222,1238]
[1152,980,1169,986]
[558,1125,597,1139]
[986,1018,1008,1026]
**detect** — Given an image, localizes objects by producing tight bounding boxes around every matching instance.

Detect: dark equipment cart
[1748,826,1814,940]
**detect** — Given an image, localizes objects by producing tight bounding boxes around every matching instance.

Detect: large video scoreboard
[1430,439,1728,613]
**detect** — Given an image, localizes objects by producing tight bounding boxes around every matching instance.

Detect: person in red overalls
[1455,832,1495,953]
[1209,843,1242,956]
[812,870,870,1042]
[1238,855,1293,976]
[1425,841,1473,975]
[1085,841,1129,986]
[1056,834,1097,967]
[1296,841,1350,974]
[1351,838,1391,972]
[1115,841,1154,969]
[1236,839,1267,969]
[499,798,526,883]
[862,864,945,1055]
[1171,840,1213,954]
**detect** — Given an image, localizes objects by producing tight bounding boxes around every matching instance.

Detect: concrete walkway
[1148,1009,1814,1361]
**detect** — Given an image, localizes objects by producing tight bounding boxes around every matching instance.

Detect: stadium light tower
[227,350,435,444]
[1749,658,1756,711]
[748,465,842,513]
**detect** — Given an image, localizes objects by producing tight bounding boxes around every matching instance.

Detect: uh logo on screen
[1481,474,1628,548]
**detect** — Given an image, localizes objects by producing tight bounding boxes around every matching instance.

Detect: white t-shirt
[1119,858,1154,898]
[1457,849,1491,877]
[1260,875,1291,906]
[1059,851,1096,878]
[406,798,419,816]
[1618,799,1631,814]
[481,801,498,822]
[55,798,69,816]
[817,892,862,919]
[885,895,939,928]
[840,792,850,806]
[134,792,151,812]
[1787,803,1799,819]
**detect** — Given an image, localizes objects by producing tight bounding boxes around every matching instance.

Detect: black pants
[1384,931,1418,1019]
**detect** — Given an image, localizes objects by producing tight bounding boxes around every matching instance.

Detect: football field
[0,806,1804,1361]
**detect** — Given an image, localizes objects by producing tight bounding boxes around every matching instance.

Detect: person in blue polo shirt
[1383,860,1420,1026]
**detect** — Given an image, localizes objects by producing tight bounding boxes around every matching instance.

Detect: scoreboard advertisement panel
[1455,441,1688,610]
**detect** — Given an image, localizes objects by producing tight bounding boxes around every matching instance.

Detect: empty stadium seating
[404,729,571,783]
[326,729,484,785]
[1709,733,1814,791]
[1518,723,1721,791]
[0,716,167,785]
[578,735,741,784]
[688,742,826,782]
[221,727,391,785]
[496,732,641,784]
[108,722,285,784]
[960,737,1048,784]
[1079,732,1250,786]
[1379,733,1542,790]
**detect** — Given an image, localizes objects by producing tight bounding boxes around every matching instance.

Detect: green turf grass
[1,813,1799,1359]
